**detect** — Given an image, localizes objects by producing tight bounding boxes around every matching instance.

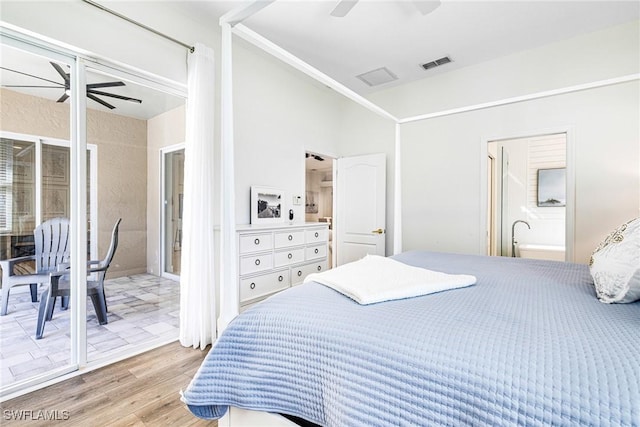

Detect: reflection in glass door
[163,148,184,277]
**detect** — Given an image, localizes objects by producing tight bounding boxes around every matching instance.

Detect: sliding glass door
[0,43,80,394]
[1,26,186,397]
[83,67,184,363]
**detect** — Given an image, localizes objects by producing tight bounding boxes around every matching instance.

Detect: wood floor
[1,341,216,426]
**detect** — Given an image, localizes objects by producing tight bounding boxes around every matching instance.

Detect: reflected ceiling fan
[1,62,142,110]
[306,153,325,161]
[330,0,441,17]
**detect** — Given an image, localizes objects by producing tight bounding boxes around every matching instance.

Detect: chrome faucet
[511,220,531,257]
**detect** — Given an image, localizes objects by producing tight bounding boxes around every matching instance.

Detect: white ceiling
[184,0,639,95]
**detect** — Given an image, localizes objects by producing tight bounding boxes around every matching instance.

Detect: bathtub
[518,244,565,261]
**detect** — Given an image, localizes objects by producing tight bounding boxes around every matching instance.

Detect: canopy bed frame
[211,2,640,426]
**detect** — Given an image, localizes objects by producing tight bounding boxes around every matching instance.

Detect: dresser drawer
[305,228,328,244]
[274,230,305,248]
[306,243,327,261]
[274,247,305,267]
[291,260,328,285]
[239,253,273,275]
[239,233,273,254]
[240,270,289,303]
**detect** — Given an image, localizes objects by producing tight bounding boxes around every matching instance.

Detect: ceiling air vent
[421,56,452,70]
[356,67,398,87]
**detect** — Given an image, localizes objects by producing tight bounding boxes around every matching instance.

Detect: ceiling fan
[306,153,325,161]
[1,62,142,110]
[330,0,441,17]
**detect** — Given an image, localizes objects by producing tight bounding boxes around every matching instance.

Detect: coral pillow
[589,217,640,303]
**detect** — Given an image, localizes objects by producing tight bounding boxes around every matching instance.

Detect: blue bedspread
[182,251,640,426]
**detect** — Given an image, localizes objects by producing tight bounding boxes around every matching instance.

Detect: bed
[182,250,640,426]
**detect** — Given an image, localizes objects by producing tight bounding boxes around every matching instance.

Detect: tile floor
[0,274,180,388]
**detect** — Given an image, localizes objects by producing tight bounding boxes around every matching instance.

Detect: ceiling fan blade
[412,0,441,15]
[88,89,142,104]
[87,93,116,110]
[330,0,358,17]
[50,62,70,82]
[0,66,64,86]
[87,81,125,89]
[56,93,69,103]
[2,85,63,88]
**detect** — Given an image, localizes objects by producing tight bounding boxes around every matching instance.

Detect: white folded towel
[304,254,476,305]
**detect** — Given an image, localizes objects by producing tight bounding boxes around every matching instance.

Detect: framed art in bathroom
[537,168,566,207]
[251,186,285,224]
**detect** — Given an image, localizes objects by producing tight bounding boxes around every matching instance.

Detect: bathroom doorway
[488,133,567,260]
[305,151,334,268]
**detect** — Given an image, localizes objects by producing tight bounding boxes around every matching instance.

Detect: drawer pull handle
[254,238,260,245]
[314,232,319,238]
[250,282,256,290]
[317,266,322,271]
[288,234,293,241]
[314,248,319,254]
[278,275,283,282]
[288,253,293,259]
[297,270,302,277]
[255,259,261,266]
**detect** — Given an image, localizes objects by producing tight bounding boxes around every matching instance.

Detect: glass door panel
[41,144,70,222]
[0,44,75,392]
[164,149,184,276]
[84,67,184,363]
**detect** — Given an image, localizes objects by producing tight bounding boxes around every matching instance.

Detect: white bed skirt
[219,407,300,427]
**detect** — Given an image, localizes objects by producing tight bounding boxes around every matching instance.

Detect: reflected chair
[36,218,121,339]
[0,217,70,316]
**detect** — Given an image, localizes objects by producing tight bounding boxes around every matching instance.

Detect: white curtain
[179,43,216,349]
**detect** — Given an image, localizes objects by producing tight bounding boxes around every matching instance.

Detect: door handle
[371,228,385,234]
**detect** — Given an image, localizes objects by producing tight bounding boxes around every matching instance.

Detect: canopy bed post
[393,123,402,255]
[217,21,239,334]
[217,1,277,335]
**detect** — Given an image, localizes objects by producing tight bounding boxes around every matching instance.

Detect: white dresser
[236,223,329,310]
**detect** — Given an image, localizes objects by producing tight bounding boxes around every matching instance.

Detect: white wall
[396,81,638,264]
[232,39,346,225]
[0,1,216,84]
[366,20,639,264]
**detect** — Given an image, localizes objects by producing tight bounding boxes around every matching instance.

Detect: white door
[336,153,386,265]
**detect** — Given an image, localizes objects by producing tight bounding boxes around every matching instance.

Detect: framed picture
[537,168,566,207]
[13,145,35,183]
[43,186,69,219]
[42,145,69,185]
[13,185,34,215]
[251,186,285,224]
